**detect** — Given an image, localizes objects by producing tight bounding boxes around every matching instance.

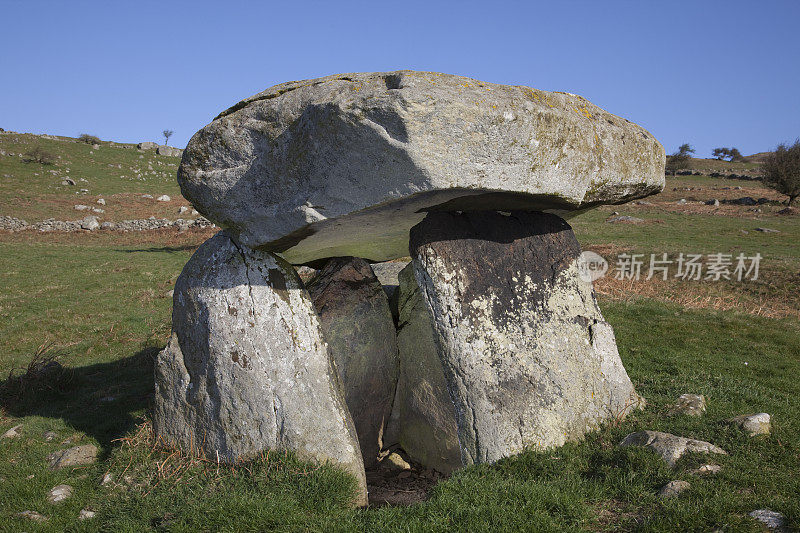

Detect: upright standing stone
[154,232,366,505]
[384,263,462,473]
[307,257,398,467]
[410,211,642,465]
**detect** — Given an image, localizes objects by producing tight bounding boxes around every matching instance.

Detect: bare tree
[762,140,800,206]
[162,130,174,146]
[665,143,695,175]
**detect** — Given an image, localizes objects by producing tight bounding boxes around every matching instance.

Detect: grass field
[1,134,798,531]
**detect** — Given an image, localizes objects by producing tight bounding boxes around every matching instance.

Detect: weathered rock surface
[749,509,787,530]
[729,413,771,436]
[383,263,462,473]
[307,257,398,467]
[153,232,366,505]
[178,71,665,264]
[138,141,157,150]
[156,145,182,157]
[47,484,73,504]
[2,424,22,439]
[409,211,642,465]
[658,480,690,498]
[47,444,98,469]
[671,393,706,417]
[619,431,726,467]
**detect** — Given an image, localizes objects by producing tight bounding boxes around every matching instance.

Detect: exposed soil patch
[366,459,447,507]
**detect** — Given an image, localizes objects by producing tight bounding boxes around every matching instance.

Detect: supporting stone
[154,232,367,505]
[384,263,462,474]
[409,211,642,465]
[307,257,398,467]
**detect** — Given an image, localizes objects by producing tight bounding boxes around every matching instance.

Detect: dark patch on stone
[227,306,238,316]
[267,268,290,303]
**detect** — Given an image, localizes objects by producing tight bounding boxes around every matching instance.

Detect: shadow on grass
[118,245,197,253]
[0,346,158,449]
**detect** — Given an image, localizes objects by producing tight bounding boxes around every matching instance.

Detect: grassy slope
[1,138,798,531]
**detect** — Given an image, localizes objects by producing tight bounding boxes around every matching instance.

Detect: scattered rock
[166,289,174,298]
[156,194,171,202]
[92,208,105,214]
[62,178,76,186]
[307,257,399,468]
[100,472,114,486]
[79,509,96,520]
[749,509,786,530]
[694,464,722,475]
[157,145,182,157]
[138,141,157,150]
[178,206,189,214]
[671,394,706,417]
[17,510,47,522]
[619,431,726,467]
[384,452,411,471]
[80,216,100,231]
[178,71,664,263]
[154,232,367,506]
[47,484,73,503]
[47,444,98,469]
[755,228,780,233]
[97,198,106,205]
[100,221,116,230]
[43,431,57,442]
[729,413,771,436]
[777,207,797,216]
[2,424,22,439]
[74,204,89,211]
[0,216,29,231]
[607,215,644,224]
[730,197,757,206]
[705,199,720,206]
[677,198,687,205]
[657,480,690,498]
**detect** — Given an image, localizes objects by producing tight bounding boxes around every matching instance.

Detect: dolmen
[154,71,665,506]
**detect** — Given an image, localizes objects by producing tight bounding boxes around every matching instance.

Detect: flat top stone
[180,71,665,264]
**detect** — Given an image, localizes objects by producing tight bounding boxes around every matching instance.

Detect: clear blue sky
[2,0,798,157]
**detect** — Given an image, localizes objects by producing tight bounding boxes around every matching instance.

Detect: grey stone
[677,198,687,205]
[79,509,96,520]
[384,451,411,470]
[705,199,720,206]
[671,393,706,416]
[80,216,100,231]
[142,194,154,199]
[383,263,461,473]
[749,509,786,530]
[47,484,73,503]
[157,145,182,157]
[729,413,771,436]
[47,444,98,469]
[74,204,89,211]
[694,463,721,475]
[179,71,664,264]
[18,510,48,522]
[138,141,157,150]
[100,472,113,486]
[619,431,726,467]
[178,206,189,214]
[307,257,398,467]
[2,424,22,439]
[97,198,106,205]
[371,260,411,299]
[156,194,171,202]
[43,431,57,442]
[154,232,366,505]
[755,227,780,233]
[657,480,690,498]
[409,211,642,465]
[92,208,105,214]
[62,177,76,186]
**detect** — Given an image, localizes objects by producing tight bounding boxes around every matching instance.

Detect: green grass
[1,138,799,530]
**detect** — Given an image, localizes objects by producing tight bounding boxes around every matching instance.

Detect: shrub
[23,145,56,165]
[78,133,101,145]
[762,140,800,206]
[665,143,695,175]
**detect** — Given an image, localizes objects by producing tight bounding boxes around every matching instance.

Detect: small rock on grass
[47,484,73,504]
[100,472,113,486]
[671,393,706,416]
[607,215,644,224]
[619,431,726,467]
[2,424,22,439]
[755,227,780,233]
[658,480,690,498]
[749,509,786,530]
[729,413,771,436]
[694,464,722,475]
[79,509,96,520]
[97,198,106,205]
[156,194,171,202]
[18,510,47,522]
[43,431,58,442]
[47,444,98,470]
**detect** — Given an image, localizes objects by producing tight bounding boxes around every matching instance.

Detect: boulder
[383,263,462,473]
[749,509,786,530]
[47,444,98,469]
[671,393,706,417]
[138,141,157,150]
[619,431,726,467]
[2,424,22,439]
[156,195,171,202]
[178,71,665,264]
[47,484,73,504]
[409,211,642,465]
[307,257,398,467]
[154,232,366,505]
[729,413,771,436]
[658,480,690,498]
[157,145,182,157]
[80,216,100,231]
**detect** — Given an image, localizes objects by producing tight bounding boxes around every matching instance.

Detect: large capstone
[409,211,642,465]
[154,232,367,505]
[178,71,665,265]
[307,257,398,467]
[384,263,462,473]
